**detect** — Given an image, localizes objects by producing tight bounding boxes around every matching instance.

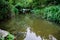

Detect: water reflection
[24,27,57,40]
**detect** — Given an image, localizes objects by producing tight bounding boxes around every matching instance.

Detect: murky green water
[4,14,60,40]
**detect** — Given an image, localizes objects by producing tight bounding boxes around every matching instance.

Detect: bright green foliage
[5,33,14,40]
[42,6,60,23]
[0,33,14,40]
[15,0,33,8]
[0,37,4,40]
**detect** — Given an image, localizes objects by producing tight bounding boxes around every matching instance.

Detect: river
[4,14,60,40]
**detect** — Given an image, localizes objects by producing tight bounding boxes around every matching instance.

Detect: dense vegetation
[0,0,60,26]
[41,6,60,24]
[0,0,11,22]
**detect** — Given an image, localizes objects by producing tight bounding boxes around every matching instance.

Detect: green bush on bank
[41,5,60,23]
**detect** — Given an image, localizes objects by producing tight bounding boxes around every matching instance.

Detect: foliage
[0,0,60,22]
[31,9,41,15]
[0,0,11,22]
[14,0,33,8]
[41,5,60,23]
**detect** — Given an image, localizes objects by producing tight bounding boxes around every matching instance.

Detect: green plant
[31,9,41,15]
[41,5,60,23]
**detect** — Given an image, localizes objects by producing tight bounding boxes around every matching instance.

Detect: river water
[4,14,60,40]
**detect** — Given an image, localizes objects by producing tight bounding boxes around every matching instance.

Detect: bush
[41,5,60,23]
[0,0,11,22]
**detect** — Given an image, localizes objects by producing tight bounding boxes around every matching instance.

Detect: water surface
[4,14,60,40]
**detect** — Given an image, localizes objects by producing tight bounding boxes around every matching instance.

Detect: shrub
[41,5,60,23]
[0,0,11,22]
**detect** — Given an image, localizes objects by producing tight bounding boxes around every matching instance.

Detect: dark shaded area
[0,0,11,23]
[15,5,31,14]
[0,0,12,31]
[46,0,60,6]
